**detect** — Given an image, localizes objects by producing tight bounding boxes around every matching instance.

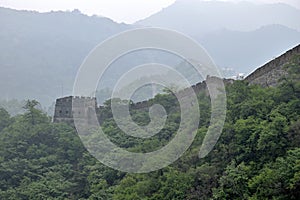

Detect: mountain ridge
[1,5,300,107]
[136,0,300,35]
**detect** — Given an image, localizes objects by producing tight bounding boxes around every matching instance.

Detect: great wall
[53,44,300,124]
[245,44,300,87]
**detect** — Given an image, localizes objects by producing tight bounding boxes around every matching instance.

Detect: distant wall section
[53,76,232,125]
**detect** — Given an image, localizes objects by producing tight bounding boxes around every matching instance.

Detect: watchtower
[53,96,97,125]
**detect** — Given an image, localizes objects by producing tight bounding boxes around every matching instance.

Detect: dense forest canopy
[0,55,299,199]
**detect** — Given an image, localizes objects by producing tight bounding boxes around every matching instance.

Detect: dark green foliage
[0,108,11,132]
[0,57,300,199]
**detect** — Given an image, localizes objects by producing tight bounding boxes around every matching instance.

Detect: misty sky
[0,0,299,23]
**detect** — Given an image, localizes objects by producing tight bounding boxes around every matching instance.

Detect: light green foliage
[249,148,300,199]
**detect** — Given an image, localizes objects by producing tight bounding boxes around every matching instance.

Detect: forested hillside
[0,55,299,199]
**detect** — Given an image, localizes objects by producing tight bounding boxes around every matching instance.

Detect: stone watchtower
[53,96,98,125]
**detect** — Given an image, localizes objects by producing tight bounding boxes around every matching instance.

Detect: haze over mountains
[137,0,300,34]
[0,0,300,108]
[137,0,300,71]
[0,8,131,107]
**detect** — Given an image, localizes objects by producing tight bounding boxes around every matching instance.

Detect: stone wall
[245,44,300,87]
[53,76,231,125]
[53,44,300,125]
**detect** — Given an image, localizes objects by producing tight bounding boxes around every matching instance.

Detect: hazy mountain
[199,24,300,74]
[0,7,185,108]
[0,7,132,106]
[1,3,300,108]
[137,0,300,74]
[137,0,300,36]
[244,0,300,10]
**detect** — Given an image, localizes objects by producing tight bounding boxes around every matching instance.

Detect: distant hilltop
[53,44,300,125]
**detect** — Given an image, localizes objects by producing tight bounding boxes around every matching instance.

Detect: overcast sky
[0,0,299,24]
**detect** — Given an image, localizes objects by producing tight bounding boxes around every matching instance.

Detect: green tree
[0,108,11,132]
